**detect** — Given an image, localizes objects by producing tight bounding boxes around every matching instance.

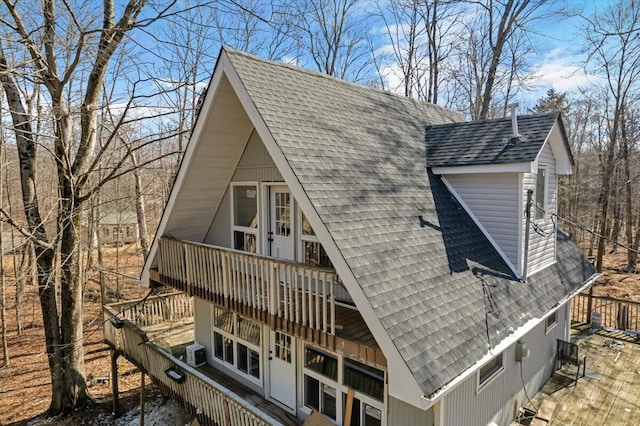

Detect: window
[305,347,338,380]
[343,359,384,402]
[103,228,109,238]
[478,353,503,389]
[212,307,261,381]
[126,226,132,237]
[302,345,385,426]
[232,185,258,253]
[342,394,382,426]
[545,310,558,332]
[535,168,546,220]
[304,346,339,421]
[301,212,333,268]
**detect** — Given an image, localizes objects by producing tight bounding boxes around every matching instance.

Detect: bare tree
[450,0,551,118]
[0,0,180,414]
[295,0,373,81]
[584,0,640,271]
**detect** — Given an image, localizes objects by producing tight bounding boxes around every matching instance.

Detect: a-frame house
[105,47,598,426]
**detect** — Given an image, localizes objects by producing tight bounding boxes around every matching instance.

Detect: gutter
[420,272,601,405]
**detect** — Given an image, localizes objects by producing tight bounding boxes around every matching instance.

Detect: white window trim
[300,344,386,426]
[212,310,262,385]
[230,182,260,254]
[535,166,548,223]
[545,310,558,334]
[476,352,504,392]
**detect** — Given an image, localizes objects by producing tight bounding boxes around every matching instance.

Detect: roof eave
[420,271,600,404]
[432,161,533,175]
[140,46,228,286]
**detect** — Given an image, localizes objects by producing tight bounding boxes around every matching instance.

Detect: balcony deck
[104,293,299,426]
[105,291,382,426]
[516,324,640,425]
[153,237,385,366]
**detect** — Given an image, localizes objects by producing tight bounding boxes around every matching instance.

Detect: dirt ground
[593,251,640,300]
[0,245,638,425]
[0,244,161,426]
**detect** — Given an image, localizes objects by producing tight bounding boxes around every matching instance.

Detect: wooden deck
[138,320,299,425]
[521,324,640,425]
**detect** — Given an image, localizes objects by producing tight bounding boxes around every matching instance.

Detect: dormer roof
[426,112,574,174]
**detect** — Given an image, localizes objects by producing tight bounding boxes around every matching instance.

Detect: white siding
[194,297,212,361]
[204,187,231,247]
[388,397,434,425]
[232,130,283,182]
[444,306,566,426]
[523,143,557,274]
[162,76,254,244]
[445,173,520,268]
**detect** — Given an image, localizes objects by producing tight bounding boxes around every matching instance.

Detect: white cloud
[530,51,603,93]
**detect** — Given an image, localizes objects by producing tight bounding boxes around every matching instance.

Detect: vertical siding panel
[445,173,520,268]
[445,305,567,426]
[523,143,557,273]
[231,130,283,182]
[387,397,434,425]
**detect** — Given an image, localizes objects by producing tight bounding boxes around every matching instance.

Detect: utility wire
[524,202,639,255]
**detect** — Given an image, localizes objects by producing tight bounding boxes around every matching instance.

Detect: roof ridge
[222,45,461,117]
[426,111,559,129]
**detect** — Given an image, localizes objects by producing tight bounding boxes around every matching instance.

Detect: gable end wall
[523,142,557,274]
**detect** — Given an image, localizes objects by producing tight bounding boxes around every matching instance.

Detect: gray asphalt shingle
[425,113,568,167]
[224,47,597,397]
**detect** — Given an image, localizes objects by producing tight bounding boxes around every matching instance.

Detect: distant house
[98,210,139,246]
[107,47,598,426]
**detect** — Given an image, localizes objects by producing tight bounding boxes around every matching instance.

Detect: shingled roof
[189,48,597,399]
[425,112,572,167]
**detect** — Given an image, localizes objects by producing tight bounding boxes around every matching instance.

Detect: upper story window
[232,184,258,253]
[535,167,547,220]
[301,211,332,268]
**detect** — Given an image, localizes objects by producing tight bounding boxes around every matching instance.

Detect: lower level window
[305,375,337,420]
[343,394,382,426]
[478,353,503,388]
[237,343,260,379]
[213,308,261,381]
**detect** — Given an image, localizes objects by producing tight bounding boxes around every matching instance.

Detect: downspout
[523,189,533,281]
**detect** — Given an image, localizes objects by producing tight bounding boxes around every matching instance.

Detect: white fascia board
[538,121,572,175]
[140,53,228,286]
[222,55,429,410]
[432,162,532,175]
[422,272,600,404]
[441,177,521,280]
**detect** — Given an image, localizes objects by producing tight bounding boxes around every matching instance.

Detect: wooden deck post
[586,285,594,324]
[111,350,120,417]
[140,371,146,426]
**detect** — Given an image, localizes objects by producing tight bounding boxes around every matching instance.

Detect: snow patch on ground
[27,397,193,426]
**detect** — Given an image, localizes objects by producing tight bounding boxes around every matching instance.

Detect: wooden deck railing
[572,293,640,332]
[157,236,336,335]
[103,305,284,426]
[104,292,193,328]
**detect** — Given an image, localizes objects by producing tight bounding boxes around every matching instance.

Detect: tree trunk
[1,206,8,368]
[128,149,149,257]
[622,111,634,269]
